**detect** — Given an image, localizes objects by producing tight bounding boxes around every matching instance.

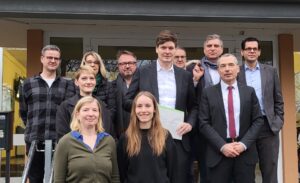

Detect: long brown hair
[126,91,167,157]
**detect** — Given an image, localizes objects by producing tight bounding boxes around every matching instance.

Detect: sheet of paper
[158,105,184,140]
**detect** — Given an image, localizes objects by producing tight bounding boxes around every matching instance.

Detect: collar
[203,57,218,70]
[220,80,238,90]
[156,60,174,72]
[71,131,109,141]
[245,62,260,71]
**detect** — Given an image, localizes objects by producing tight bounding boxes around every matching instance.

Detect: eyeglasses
[243,47,259,52]
[118,62,137,67]
[85,60,100,65]
[45,56,60,61]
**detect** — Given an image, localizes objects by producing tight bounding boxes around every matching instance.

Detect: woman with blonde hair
[56,66,113,141]
[117,91,177,183]
[81,51,116,125]
[54,96,119,183]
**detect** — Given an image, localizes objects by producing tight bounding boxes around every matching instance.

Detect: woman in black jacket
[81,51,116,124]
[56,66,114,141]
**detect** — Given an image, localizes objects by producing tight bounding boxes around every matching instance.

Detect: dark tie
[228,86,236,138]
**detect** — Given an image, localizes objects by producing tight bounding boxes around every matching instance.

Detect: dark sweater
[117,130,177,183]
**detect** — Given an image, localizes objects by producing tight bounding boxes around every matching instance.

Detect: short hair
[41,45,61,56]
[217,53,238,66]
[116,50,137,61]
[156,30,177,47]
[203,34,223,48]
[70,96,104,133]
[81,51,107,79]
[241,37,261,50]
[176,46,186,53]
[74,65,96,80]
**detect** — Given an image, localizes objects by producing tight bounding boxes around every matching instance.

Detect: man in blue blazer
[199,53,263,183]
[124,30,198,183]
[238,37,284,183]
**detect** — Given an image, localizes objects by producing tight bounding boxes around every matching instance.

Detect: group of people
[19,30,284,183]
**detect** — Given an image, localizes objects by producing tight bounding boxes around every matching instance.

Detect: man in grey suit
[199,53,263,183]
[125,30,198,183]
[238,37,284,183]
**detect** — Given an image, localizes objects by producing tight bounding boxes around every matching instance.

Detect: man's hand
[233,142,246,154]
[176,122,192,136]
[221,143,240,158]
[193,64,204,82]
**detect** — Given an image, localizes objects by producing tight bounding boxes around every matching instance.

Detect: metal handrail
[21,140,36,183]
[20,140,55,183]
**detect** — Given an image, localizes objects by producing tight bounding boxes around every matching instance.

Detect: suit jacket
[198,83,263,168]
[238,63,284,133]
[112,75,131,137]
[124,61,198,151]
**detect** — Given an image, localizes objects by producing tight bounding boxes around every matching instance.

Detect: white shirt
[208,67,220,85]
[157,60,176,109]
[220,80,240,138]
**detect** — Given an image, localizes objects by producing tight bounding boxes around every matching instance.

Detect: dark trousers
[174,140,193,183]
[26,142,45,183]
[209,156,256,183]
[257,117,280,183]
[191,130,209,183]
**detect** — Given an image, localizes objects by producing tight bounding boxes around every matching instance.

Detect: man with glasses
[238,37,284,183]
[19,45,75,183]
[114,50,137,137]
[174,47,187,69]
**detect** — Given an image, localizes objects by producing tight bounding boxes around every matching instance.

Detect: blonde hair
[126,91,167,157]
[81,51,107,79]
[70,96,104,133]
[74,65,96,80]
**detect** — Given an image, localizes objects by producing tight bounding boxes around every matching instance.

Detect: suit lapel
[238,84,245,123]
[215,84,227,122]
[174,67,182,109]
[150,62,159,101]
[238,64,247,85]
[259,63,267,96]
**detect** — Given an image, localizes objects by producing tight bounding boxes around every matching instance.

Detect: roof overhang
[1,1,300,23]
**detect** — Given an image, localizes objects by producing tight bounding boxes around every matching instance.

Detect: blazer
[124,61,198,151]
[198,83,264,167]
[238,63,284,134]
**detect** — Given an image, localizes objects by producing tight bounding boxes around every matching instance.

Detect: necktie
[228,86,236,138]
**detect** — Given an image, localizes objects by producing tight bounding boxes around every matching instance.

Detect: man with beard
[114,50,137,137]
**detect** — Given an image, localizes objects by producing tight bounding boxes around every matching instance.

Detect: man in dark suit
[124,30,198,183]
[238,37,284,183]
[113,50,137,137]
[196,34,224,183]
[199,53,263,183]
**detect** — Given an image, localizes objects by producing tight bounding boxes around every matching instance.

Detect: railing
[21,140,55,183]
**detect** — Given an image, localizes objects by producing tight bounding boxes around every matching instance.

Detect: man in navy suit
[199,53,263,183]
[124,30,197,183]
[238,37,284,183]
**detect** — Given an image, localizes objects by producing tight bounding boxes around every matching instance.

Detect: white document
[158,105,184,140]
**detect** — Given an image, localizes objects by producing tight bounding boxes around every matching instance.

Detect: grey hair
[41,45,61,56]
[203,34,223,48]
[217,53,238,66]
